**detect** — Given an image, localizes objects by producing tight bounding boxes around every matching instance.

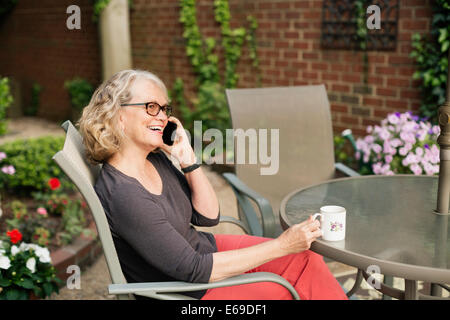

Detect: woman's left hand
[159,116,197,168]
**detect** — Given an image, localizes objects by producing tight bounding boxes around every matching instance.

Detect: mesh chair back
[52,122,130,299]
[225,85,335,226]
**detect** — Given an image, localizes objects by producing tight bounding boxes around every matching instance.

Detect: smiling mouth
[148,125,163,134]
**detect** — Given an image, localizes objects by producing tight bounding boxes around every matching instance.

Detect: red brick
[302,71,318,80]
[332,84,350,93]
[387,78,411,87]
[285,31,300,39]
[341,116,359,125]
[303,52,319,60]
[322,73,339,81]
[375,66,396,75]
[342,74,361,83]
[363,97,383,106]
[386,99,409,109]
[312,62,328,71]
[377,88,397,97]
[331,104,348,113]
[283,51,298,59]
[388,55,414,65]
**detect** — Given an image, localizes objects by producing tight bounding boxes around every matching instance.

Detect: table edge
[279,174,449,283]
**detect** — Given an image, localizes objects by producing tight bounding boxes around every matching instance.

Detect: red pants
[201,234,348,300]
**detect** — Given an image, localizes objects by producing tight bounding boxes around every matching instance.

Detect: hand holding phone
[160,117,197,167]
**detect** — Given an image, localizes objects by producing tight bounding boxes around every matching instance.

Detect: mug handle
[312,213,323,222]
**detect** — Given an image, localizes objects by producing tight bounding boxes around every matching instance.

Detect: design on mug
[330,221,343,232]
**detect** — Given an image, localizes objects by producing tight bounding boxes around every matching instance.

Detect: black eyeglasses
[120,102,172,117]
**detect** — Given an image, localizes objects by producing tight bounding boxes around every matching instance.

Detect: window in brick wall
[321,0,399,51]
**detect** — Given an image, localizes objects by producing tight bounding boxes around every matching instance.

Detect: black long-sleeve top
[94,150,220,299]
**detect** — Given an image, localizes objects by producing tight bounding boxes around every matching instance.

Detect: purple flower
[395,112,401,118]
[424,144,430,150]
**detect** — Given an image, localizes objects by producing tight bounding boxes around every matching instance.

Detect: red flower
[48,178,61,190]
[7,229,22,244]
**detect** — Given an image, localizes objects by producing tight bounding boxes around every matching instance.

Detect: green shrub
[24,83,42,116]
[0,136,73,195]
[0,76,13,135]
[64,77,94,113]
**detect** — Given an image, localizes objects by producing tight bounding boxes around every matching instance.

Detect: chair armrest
[219,215,250,234]
[222,173,277,238]
[108,272,300,300]
[335,163,360,177]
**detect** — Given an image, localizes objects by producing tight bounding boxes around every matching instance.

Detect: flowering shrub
[33,178,70,216]
[355,112,440,175]
[0,229,61,300]
[0,151,14,176]
[5,201,51,247]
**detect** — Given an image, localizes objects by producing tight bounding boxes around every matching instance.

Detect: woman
[78,69,348,300]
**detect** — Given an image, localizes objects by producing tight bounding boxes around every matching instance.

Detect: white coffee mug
[312,205,346,241]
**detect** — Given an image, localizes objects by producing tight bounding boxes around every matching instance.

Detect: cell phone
[162,121,177,146]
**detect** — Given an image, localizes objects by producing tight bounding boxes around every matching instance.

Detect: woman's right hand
[276,215,322,255]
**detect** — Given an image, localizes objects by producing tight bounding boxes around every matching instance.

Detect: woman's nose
[155,108,168,121]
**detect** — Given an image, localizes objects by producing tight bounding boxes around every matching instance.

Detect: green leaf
[6,288,20,300]
[21,278,34,289]
[43,282,53,297]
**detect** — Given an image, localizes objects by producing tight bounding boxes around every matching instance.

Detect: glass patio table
[279,175,450,300]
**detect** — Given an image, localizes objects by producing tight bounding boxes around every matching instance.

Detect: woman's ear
[118,109,126,132]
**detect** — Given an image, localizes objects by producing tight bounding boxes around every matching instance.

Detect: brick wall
[0,0,101,121]
[0,0,433,135]
[130,0,432,137]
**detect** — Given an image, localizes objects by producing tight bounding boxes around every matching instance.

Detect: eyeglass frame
[120,102,173,117]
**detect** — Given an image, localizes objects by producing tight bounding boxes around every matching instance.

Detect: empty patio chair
[223,85,359,238]
[53,120,299,300]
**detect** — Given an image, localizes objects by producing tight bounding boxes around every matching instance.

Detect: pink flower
[1,165,15,175]
[372,162,382,175]
[388,114,399,125]
[37,207,48,216]
[372,144,382,154]
[364,135,374,144]
[385,155,393,164]
[424,162,435,176]
[390,138,402,148]
[399,147,408,156]
[432,125,440,135]
[415,147,424,157]
[410,163,423,175]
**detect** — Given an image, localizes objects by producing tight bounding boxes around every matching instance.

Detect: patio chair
[223,85,359,238]
[53,120,299,300]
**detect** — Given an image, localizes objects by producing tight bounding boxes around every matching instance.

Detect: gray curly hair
[77,69,168,165]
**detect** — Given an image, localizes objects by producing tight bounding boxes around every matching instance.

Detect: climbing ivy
[174,0,260,136]
[92,0,133,22]
[411,0,450,123]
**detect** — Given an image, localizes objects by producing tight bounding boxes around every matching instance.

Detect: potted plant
[0,229,62,300]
